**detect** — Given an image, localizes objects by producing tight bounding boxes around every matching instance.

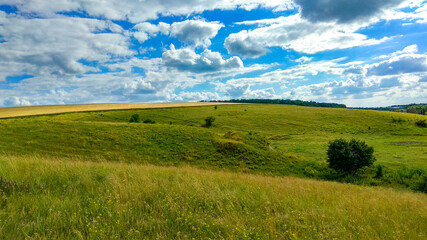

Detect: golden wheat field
[0,102,239,119]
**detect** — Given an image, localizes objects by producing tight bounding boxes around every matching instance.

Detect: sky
[0,0,426,107]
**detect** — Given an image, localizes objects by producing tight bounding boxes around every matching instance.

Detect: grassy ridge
[1,155,426,239]
[0,119,301,176]
[33,104,427,168]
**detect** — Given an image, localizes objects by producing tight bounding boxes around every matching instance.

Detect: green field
[1,104,426,238]
[1,155,426,239]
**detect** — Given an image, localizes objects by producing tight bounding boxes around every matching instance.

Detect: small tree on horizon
[327,138,375,174]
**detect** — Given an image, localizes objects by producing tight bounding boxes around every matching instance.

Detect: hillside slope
[1,155,426,239]
[0,104,426,191]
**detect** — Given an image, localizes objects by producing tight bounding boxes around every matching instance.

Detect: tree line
[406,104,426,115]
[205,99,347,108]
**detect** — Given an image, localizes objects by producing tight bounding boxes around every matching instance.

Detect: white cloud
[2,96,32,107]
[343,66,367,76]
[133,31,149,43]
[225,15,387,58]
[0,13,133,80]
[170,20,224,47]
[134,22,170,35]
[382,1,427,23]
[367,53,427,76]
[132,19,224,47]
[173,91,220,102]
[2,0,295,23]
[281,74,427,107]
[294,56,313,63]
[376,44,418,59]
[162,44,243,73]
[215,82,276,99]
[133,22,170,43]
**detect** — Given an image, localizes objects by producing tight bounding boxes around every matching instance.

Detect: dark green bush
[415,119,426,127]
[129,114,141,123]
[326,138,376,174]
[203,116,215,128]
[143,119,156,124]
[375,164,383,178]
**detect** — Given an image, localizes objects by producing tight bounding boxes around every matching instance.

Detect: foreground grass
[1,155,426,239]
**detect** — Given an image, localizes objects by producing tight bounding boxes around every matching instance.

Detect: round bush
[204,116,215,128]
[327,138,376,174]
[129,114,141,123]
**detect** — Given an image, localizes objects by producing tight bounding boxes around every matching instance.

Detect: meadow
[0,103,426,238]
[1,155,426,239]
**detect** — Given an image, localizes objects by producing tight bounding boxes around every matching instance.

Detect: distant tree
[129,114,141,123]
[203,116,215,128]
[407,105,426,115]
[327,138,376,174]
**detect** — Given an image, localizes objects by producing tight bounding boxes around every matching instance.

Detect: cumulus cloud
[294,56,313,63]
[215,82,276,99]
[133,19,223,47]
[224,31,270,58]
[133,22,170,43]
[381,1,427,24]
[376,44,419,59]
[0,13,132,80]
[134,22,170,35]
[281,74,427,107]
[294,0,404,23]
[162,44,243,73]
[216,58,345,92]
[173,91,220,102]
[2,0,294,22]
[2,96,32,107]
[225,15,387,58]
[343,66,367,75]
[170,20,224,47]
[367,54,427,76]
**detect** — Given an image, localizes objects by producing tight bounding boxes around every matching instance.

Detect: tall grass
[1,155,426,239]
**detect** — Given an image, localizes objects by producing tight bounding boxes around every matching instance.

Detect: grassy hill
[1,155,426,239]
[0,103,426,238]
[1,104,426,189]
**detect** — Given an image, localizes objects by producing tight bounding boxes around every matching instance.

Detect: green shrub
[415,119,426,127]
[129,114,141,123]
[203,116,215,128]
[326,138,376,174]
[143,119,156,124]
[375,164,383,178]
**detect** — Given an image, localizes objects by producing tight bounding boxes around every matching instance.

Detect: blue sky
[0,0,426,107]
